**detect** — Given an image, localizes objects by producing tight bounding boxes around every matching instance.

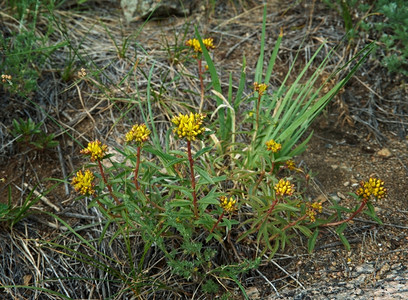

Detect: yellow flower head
[266,139,282,153]
[356,177,387,201]
[306,202,323,222]
[80,140,108,162]
[219,196,237,213]
[78,68,86,78]
[172,112,206,141]
[286,160,296,170]
[253,82,268,96]
[274,179,294,196]
[1,74,12,83]
[186,38,215,53]
[125,123,151,146]
[71,169,96,196]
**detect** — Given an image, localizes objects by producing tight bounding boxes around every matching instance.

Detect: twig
[57,144,69,195]
[225,32,257,59]
[265,255,306,290]
[255,269,280,296]
[23,183,61,212]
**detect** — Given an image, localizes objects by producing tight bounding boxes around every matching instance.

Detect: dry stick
[321,200,367,227]
[57,144,69,195]
[97,160,120,205]
[187,140,198,218]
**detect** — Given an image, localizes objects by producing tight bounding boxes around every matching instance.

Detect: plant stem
[252,93,263,144]
[252,170,265,195]
[257,198,279,230]
[134,146,141,190]
[255,93,262,132]
[187,140,198,218]
[197,58,205,113]
[269,214,308,241]
[98,160,121,205]
[210,211,225,233]
[322,200,367,227]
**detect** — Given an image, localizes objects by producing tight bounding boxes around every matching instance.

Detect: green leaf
[169,199,192,208]
[308,228,319,253]
[364,202,383,225]
[193,146,213,160]
[195,166,215,185]
[336,222,348,235]
[294,224,312,237]
[338,232,351,251]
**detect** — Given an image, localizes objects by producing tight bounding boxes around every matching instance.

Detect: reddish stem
[269,214,308,241]
[98,160,120,205]
[134,146,141,190]
[210,211,225,233]
[322,200,367,227]
[257,198,279,230]
[187,140,198,218]
[255,94,262,131]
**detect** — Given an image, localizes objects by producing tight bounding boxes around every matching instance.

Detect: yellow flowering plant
[63,8,385,298]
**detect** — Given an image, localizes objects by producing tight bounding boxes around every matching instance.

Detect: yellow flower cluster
[219,196,237,213]
[78,68,87,78]
[71,170,96,196]
[1,74,12,83]
[266,139,282,153]
[125,123,151,146]
[172,112,206,141]
[186,38,215,53]
[306,202,322,222]
[253,82,268,96]
[286,160,296,170]
[274,179,294,196]
[356,177,387,201]
[80,140,108,162]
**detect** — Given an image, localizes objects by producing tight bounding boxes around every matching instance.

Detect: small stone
[344,181,350,187]
[355,264,375,274]
[378,263,391,276]
[331,164,339,170]
[377,148,392,158]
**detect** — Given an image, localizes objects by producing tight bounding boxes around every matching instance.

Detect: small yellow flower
[253,82,268,96]
[286,160,296,170]
[71,169,96,196]
[356,177,387,201]
[311,202,323,212]
[274,179,294,196]
[306,202,322,222]
[80,140,108,162]
[1,74,12,83]
[219,196,237,213]
[125,123,151,146]
[172,112,206,141]
[266,139,282,153]
[78,68,86,78]
[186,38,215,53]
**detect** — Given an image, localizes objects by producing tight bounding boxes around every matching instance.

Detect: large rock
[121,0,193,22]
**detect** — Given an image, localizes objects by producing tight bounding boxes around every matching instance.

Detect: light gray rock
[121,0,193,22]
